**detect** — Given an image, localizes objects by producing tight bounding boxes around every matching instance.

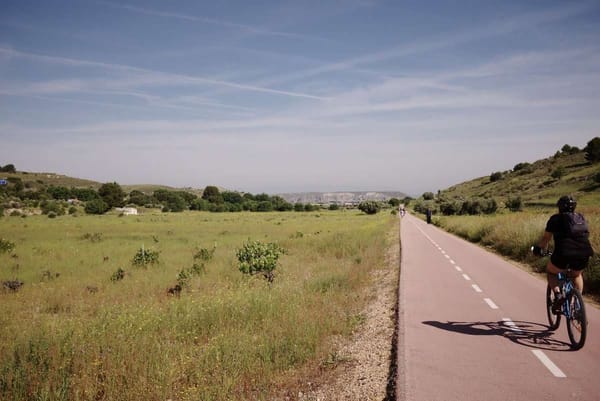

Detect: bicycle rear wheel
[566,289,587,350]
[546,286,561,330]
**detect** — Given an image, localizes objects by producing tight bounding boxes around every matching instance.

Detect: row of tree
[2,177,399,215]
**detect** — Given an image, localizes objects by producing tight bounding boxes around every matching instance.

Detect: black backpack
[564,212,589,238]
[560,212,594,257]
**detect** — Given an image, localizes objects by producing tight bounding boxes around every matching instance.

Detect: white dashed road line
[531,350,567,378]
[414,219,568,380]
[484,298,499,309]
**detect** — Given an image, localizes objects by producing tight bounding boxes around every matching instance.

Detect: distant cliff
[277,191,407,205]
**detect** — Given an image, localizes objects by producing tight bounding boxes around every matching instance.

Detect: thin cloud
[0,47,327,100]
[248,2,597,88]
[97,0,329,42]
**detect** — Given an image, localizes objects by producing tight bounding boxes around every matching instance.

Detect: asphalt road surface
[397,213,600,401]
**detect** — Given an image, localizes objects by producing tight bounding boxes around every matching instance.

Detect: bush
[85,199,109,214]
[110,268,125,282]
[358,201,380,215]
[236,240,284,283]
[506,197,522,212]
[490,172,503,182]
[422,192,435,200]
[551,166,565,179]
[584,137,600,163]
[329,204,340,210]
[132,247,160,266]
[47,211,57,219]
[98,182,125,208]
[440,201,460,216]
[41,200,65,216]
[0,238,15,254]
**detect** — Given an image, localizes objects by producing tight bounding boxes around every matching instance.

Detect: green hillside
[438,146,600,209]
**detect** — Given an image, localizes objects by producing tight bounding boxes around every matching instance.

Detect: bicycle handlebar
[531,245,552,257]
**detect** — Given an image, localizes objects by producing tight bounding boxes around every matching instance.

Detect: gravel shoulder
[294,222,400,401]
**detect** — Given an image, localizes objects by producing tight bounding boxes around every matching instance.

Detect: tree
[358,201,380,215]
[422,192,434,200]
[506,197,522,212]
[202,186,223,203]
[85,198,109,214]
[47,186,71,200]
[129,190,152,206]
[0,164,16,173]
[584,137,600,163]
[490,172,503,182]
[222,191,244,204]
[388,198,401,207]
[551,166,565,179]
[561,144,580,155]
[294,202,305,212]
[98,182,125,208]
[256,201,274,212]
[236,240,284,283]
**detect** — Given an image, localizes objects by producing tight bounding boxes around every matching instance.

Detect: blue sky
[1,0,599,196]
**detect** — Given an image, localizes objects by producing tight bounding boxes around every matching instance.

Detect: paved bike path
[398,213,600,401]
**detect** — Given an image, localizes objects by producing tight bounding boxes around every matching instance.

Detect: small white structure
[116,207,138,215]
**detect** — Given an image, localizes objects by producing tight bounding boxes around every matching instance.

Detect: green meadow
[0,210,396,401]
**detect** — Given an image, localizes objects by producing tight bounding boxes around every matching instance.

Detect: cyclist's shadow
[422,320,571,351]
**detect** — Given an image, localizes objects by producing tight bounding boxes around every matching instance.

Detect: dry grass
[0,210,395,400]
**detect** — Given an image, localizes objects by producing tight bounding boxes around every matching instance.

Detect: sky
[1,1,599,196]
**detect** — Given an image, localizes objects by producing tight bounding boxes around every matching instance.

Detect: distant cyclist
[533,195,594,313]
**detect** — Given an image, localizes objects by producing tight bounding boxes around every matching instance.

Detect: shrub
[41,200,65,216]
[85,199,109,214]
[422,192,435,200]
[551,166,565,179]
[0,238,15,254]
[98,182,125,208]
[440,201,460,216]
[584,137,600,163]
[47,211,57,219]
[490,172,503,182]
[506,197,523,212]
[329,204,340,210]
[110,268,125,282]
[358,201,380,215]
[132,247,160,266]
[236,240,284,283]
[194,246,216,262]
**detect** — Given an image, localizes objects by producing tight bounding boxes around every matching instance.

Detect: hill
[277,191,407,205]
[0,169,406,203]
[437,148,600,208]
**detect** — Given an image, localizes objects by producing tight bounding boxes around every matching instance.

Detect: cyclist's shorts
[551,254,589,271]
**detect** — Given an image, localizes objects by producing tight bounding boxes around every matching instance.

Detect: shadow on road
[422,320,572,351]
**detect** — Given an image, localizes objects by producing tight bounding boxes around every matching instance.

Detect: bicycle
[532,247,588,350]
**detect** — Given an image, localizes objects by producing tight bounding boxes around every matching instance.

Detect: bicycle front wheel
[546,286,561,330]
[566,289,587,350]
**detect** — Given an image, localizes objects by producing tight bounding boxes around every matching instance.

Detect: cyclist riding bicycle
[533,195,594,313]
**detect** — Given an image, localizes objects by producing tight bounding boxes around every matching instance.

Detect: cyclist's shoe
[552,293,565,314]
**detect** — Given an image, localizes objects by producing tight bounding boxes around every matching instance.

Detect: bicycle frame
[557,272,574,317]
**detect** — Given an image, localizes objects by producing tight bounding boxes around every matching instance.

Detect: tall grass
[0,211,396,400]
[435,207,600,294]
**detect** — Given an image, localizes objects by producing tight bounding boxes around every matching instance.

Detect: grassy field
[0,210,397,401]
[430,206,600,295]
